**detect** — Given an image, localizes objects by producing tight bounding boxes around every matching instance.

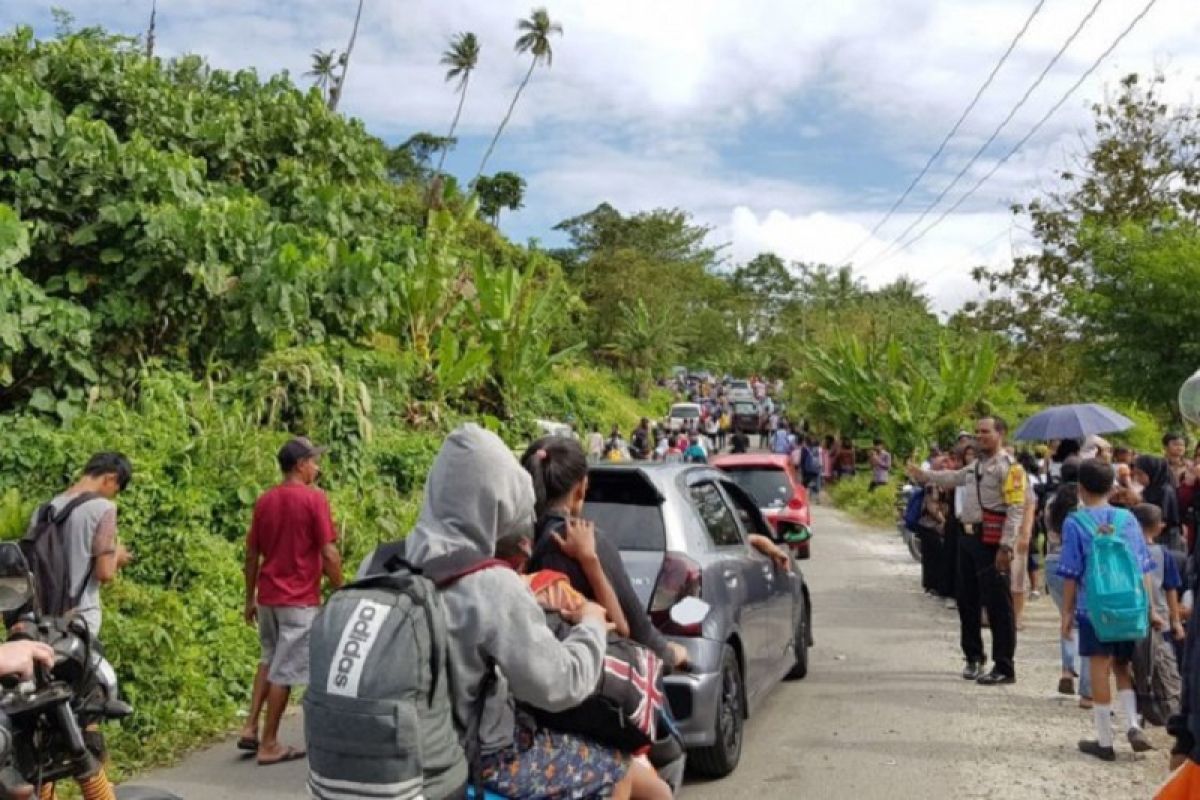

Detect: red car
[711,453,813,558]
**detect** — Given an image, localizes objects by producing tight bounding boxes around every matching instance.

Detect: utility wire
[860,0,1105,270]
[868,0,1160,269]
[839,0,1048,265]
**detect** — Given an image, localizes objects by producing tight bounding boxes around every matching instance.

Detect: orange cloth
[1156,761,1200,799]
[523,570,586,613]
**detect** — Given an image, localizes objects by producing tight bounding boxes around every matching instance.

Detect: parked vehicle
[710,454,813,559]
[584,463,812,778]
[725,380,754,402]
[533,418,573,438]
[666,402,702,432]
[730,401,759,433]
[0,543,182,800]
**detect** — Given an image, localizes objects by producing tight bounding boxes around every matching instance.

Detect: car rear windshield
[584,470,667,551]
[722,467,792,509]
[670,406,700,419]
[733,402,757,414]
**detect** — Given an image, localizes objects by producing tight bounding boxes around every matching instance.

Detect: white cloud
[4,0,1199,310]
[726,207,1032,315]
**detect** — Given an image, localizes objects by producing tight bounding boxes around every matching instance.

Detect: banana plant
[804,333,997,457]
[469,258,581,415]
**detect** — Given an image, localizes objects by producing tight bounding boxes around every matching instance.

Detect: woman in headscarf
[1135,454,1185,553]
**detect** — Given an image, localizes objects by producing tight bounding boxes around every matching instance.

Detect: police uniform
[922,451,1027,681]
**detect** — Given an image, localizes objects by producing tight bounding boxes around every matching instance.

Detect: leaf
[68,224,99,247]
[28,387,55,413]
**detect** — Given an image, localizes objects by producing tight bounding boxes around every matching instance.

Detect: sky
[3,0,1199,313]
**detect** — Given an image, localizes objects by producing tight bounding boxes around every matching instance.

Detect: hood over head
[405,423,537,566]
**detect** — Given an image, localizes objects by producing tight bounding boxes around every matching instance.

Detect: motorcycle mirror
[669,596,710,628]
[0,543,33,613]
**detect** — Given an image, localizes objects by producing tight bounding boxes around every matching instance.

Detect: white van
[666,402,702,432]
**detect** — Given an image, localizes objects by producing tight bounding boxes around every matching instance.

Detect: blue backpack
[902,487,925,531]
[1073,508,1149,643]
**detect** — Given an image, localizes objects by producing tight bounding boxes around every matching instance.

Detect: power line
[869,0,1161,269]
[839,0,1048,265]
[860,0,1105,270]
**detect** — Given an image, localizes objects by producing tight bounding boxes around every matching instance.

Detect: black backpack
[20,493,102,617]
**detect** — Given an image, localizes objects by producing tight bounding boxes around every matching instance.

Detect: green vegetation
[0,8,1195,776]
[0,24,665,778]
[827,476,897,528]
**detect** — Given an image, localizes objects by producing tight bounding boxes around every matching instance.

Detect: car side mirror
[783,527,811,545]
[0,543,34,613]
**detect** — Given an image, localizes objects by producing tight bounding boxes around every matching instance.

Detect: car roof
[710,453,791,468]
[588,461,722,491]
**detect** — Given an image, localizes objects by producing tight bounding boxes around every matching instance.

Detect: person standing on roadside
[1165,432,1190,487]
[730,425,750,455]
[630,418,652,461]
[586,425,605,463]
[869,439,892,492]
[906,417,1026,685]
[27,452,134,633]
[240,437,343,766]
[836,438,856,480]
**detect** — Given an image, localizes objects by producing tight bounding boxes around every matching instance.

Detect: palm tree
[474,7,562,181]
[435,32,480,175]
[145,0,157,57]
[306,49,338,102]
[328,0,365,112]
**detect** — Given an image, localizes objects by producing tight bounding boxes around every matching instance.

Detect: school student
[405,424,669,799]
[1057,459,1161,761]
[1130,503,1184,726]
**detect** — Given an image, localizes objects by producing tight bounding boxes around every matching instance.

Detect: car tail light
[787,496,805,511]
[649,551,703,635]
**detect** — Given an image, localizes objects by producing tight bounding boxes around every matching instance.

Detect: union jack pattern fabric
[602,646,664,739]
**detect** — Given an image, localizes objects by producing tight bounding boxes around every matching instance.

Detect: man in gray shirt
[32,452,134,633]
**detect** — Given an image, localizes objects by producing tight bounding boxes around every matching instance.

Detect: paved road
[139,506,1169,799]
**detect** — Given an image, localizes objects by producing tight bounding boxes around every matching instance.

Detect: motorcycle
[0,542,181,800]
[896,483,922,563]
[464,600,701,800]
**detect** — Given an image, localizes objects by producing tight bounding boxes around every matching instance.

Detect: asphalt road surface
[138,505,1170,799]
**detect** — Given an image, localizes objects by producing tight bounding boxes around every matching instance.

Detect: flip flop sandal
[236,737,259,752]
[258,746,306,766]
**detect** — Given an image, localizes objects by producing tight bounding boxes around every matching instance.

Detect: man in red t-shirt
[239,437,343,765]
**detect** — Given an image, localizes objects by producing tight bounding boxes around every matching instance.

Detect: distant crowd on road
[900,419,1200,769]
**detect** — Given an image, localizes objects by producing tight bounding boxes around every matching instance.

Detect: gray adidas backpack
[305,552,505,800]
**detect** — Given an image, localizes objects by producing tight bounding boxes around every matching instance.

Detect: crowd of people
[903,419,1200,767]
[22,402,1200,794]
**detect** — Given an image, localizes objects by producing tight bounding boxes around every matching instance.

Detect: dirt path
[686,505,1170,800]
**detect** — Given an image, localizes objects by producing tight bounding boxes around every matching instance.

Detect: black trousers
[917,525,942,593]
[937,519,959,599]
[957,533,1017,676]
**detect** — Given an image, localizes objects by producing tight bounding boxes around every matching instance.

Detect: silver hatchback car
[584,463,812,778]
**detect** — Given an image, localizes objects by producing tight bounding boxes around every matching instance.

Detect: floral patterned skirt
[479,723,630,799]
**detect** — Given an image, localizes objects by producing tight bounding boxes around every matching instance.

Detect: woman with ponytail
[521,436,687,668]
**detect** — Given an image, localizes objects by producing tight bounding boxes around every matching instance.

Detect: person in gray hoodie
[405,424,668,800]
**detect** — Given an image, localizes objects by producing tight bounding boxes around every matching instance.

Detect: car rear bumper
[662,636,726,748]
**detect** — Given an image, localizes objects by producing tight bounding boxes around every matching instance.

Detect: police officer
[907,416,1026,685]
